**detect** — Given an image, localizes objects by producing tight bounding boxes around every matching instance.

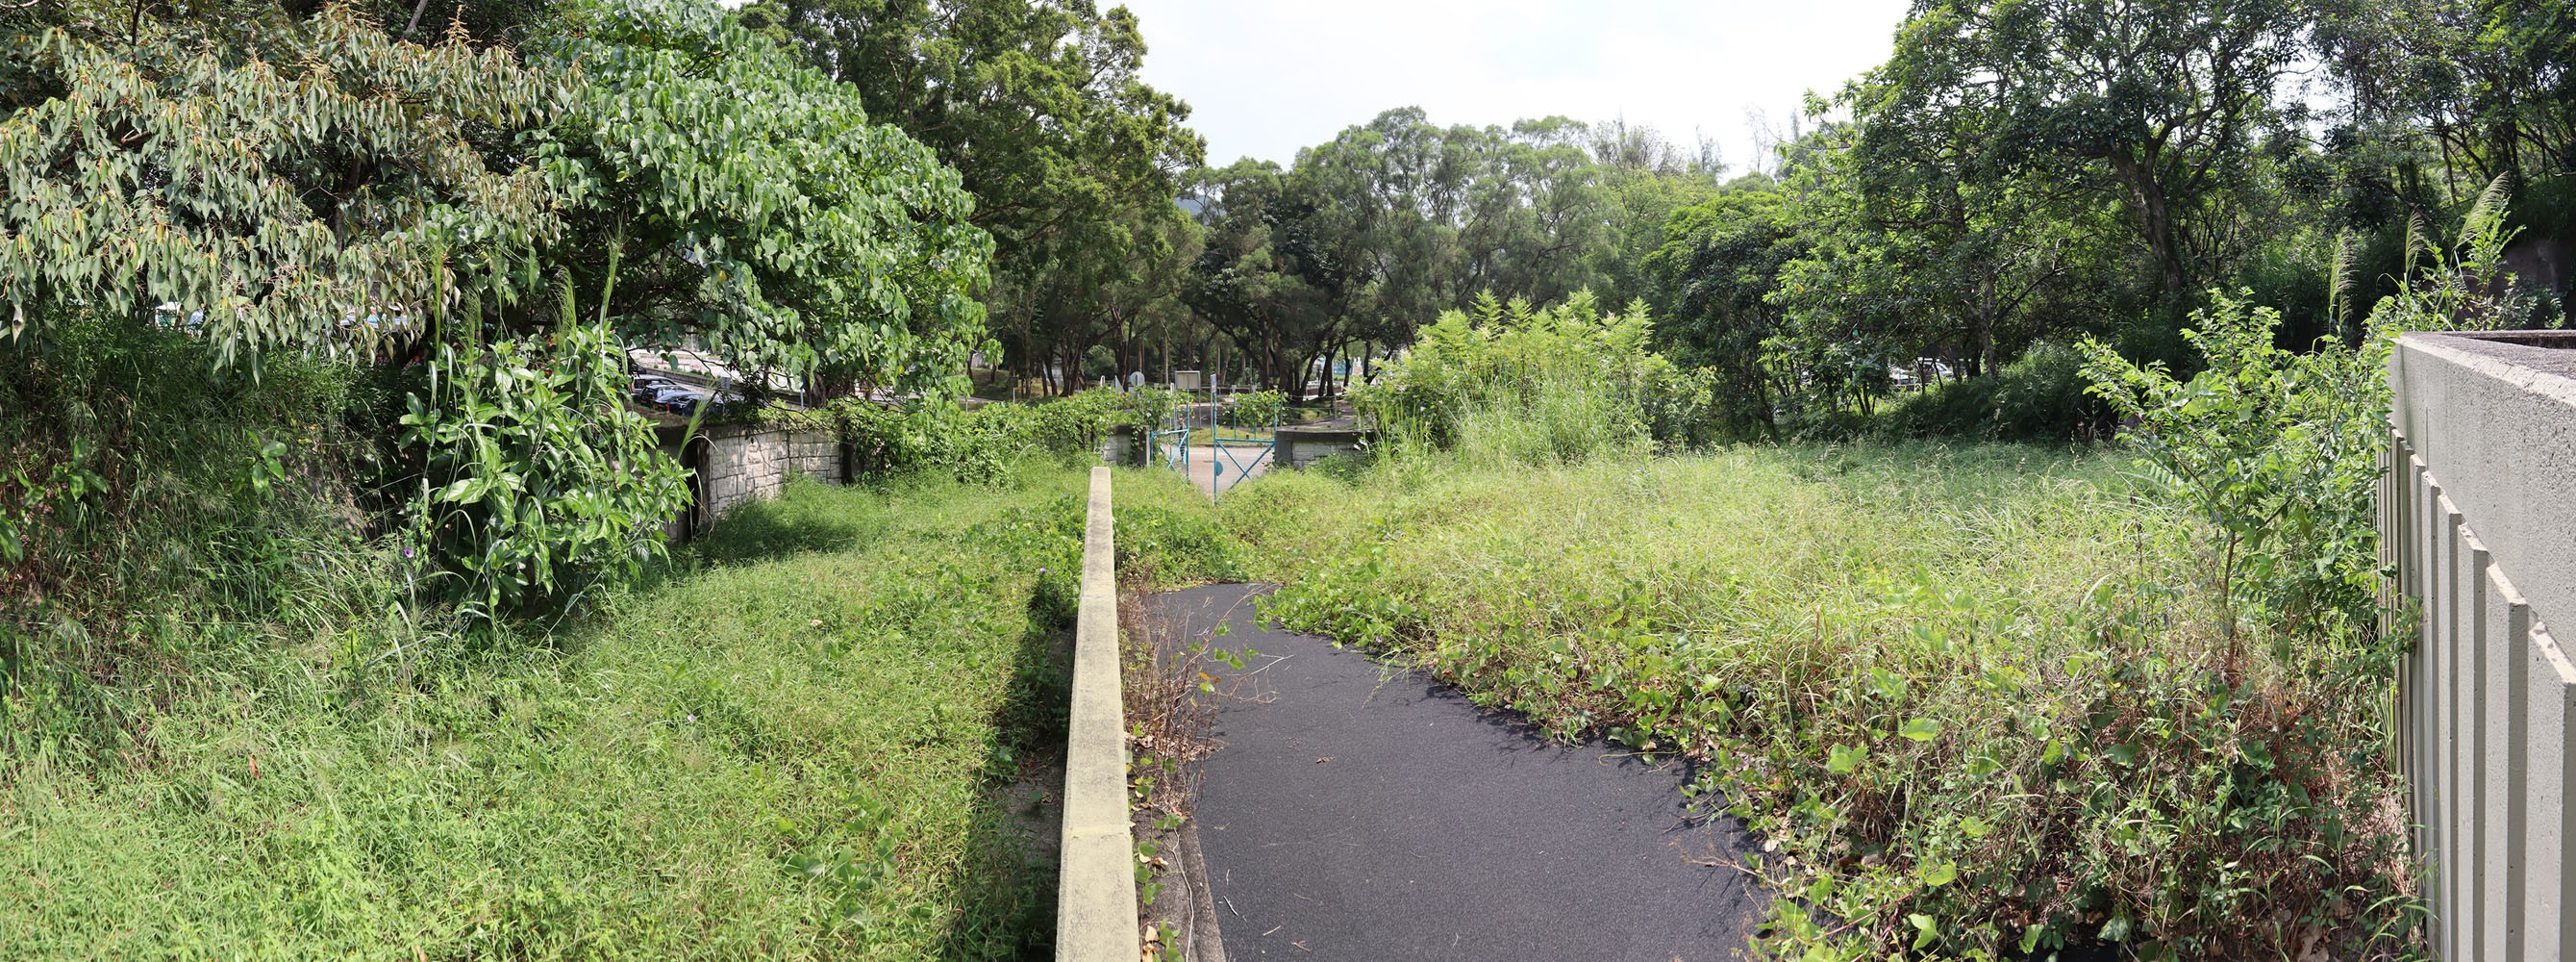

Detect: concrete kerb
[1059,468,1139,961]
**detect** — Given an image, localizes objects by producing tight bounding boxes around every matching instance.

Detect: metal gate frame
[1148,383,1277,498]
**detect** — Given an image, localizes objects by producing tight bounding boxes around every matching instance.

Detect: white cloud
[1114,0,1913,172]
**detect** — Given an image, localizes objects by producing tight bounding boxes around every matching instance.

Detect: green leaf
[1898,718,1940,742]
[1826,743,1865,774]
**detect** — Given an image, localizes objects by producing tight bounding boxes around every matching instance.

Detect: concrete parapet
[1275,427,1369,468]
[1059,467,1138,960]
[2388,330,2576,959]
[1101,423,1135,467]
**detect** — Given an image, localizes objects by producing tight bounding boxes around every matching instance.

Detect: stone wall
[2387,329,2576,960]
[660,419,845,541]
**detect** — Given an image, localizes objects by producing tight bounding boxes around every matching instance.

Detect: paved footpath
[1149,584,1767,961]
[1162,444,1271,497]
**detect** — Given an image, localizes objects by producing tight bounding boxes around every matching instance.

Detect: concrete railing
[2388,330,2576,960]
[1275,427,1369,468]
[1059,467,1138,960]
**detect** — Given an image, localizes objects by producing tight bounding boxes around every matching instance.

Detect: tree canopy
[536,0,992,398]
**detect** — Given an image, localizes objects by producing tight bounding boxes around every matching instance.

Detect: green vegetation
[1355,291,1711,463]
[4,0,2569,956]
[1207,272,2477,956]
[1225,444,2408,959]
[0,463,1228,957]
[537,0,994,400]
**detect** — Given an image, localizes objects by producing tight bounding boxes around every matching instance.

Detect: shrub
[1224,390,1285,429]
[838,387,1175,483]
[2081,177,2542,656]
[0,314,388,765]
[1877,342,2107,443]
[2080,291,2382,661]
[398,302,689,620]
[1355,291,1713,464]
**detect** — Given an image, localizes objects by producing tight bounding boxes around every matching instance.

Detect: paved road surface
[1157,444,1272,496]
[1148,585,1766,961]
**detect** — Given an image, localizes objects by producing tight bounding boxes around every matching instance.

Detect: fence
[2388,329,2576,959]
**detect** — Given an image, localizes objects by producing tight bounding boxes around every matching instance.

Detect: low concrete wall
[1059,467,1138,960]
[659,419,845,541]
[1275,427,1368,468]
[1101,424,1134,467]
[2388,330,2576,960]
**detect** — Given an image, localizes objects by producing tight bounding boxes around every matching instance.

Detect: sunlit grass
[0,463,1221,959]
[1222,442,2411,958]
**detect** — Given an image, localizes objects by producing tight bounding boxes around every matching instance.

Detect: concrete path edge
[1059,467,1138,961]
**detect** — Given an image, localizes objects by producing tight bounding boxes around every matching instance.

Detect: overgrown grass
[0,462,1230,958]
[1221,443,2413,959]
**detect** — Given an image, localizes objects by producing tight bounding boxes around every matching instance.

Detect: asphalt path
[1148,584,1766,961]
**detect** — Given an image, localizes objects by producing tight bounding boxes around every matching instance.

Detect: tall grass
[1444,375,1650,468]
[1221,443,2413,959]
[0,462,1232,958]
[0,316,395,772]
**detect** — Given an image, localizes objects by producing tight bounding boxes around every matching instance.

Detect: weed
[1223,442,2414,959]
[0,462,1229,958]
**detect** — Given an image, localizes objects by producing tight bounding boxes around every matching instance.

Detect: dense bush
[1355,291,1715,465]
[397,305,689,620]
[533,0,993,400]
[839,388,1181,483]
[0,316,388,763]
[2081,292,2383,657]
[1223,390,1286,429]
[2083,182,2540,653]
[1879,342,2109,443]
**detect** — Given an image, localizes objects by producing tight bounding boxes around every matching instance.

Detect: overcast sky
[1111,0,1916,173]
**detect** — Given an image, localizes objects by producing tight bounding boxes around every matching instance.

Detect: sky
[1111,0,1916,174]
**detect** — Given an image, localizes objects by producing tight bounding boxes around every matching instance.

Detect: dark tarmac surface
[1149,584,1767,961]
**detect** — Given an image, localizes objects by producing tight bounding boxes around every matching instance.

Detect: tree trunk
[2110,149,2188,296]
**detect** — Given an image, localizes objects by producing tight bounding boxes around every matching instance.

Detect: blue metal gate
[1148,386,1276,498]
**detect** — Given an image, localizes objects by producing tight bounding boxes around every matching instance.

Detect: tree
[0,4,559,369]
[2316,0,2576,192]
[740,0,1205,391]
[1647,187,1805,434]
[529,0,992,401]
[1877,0,2307,301]
[1184,160,1331,398]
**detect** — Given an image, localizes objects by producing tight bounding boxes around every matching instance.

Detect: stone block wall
[660,419,845,541]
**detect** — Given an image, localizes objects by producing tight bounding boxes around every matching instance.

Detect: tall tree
[1879,0,2307,300]
[531,0,992,400]
[2316,0,2576,189]
[0,3,559,368]
[741,0,1205,388]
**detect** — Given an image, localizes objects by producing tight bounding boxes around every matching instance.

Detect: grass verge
[0,462,1229,959]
